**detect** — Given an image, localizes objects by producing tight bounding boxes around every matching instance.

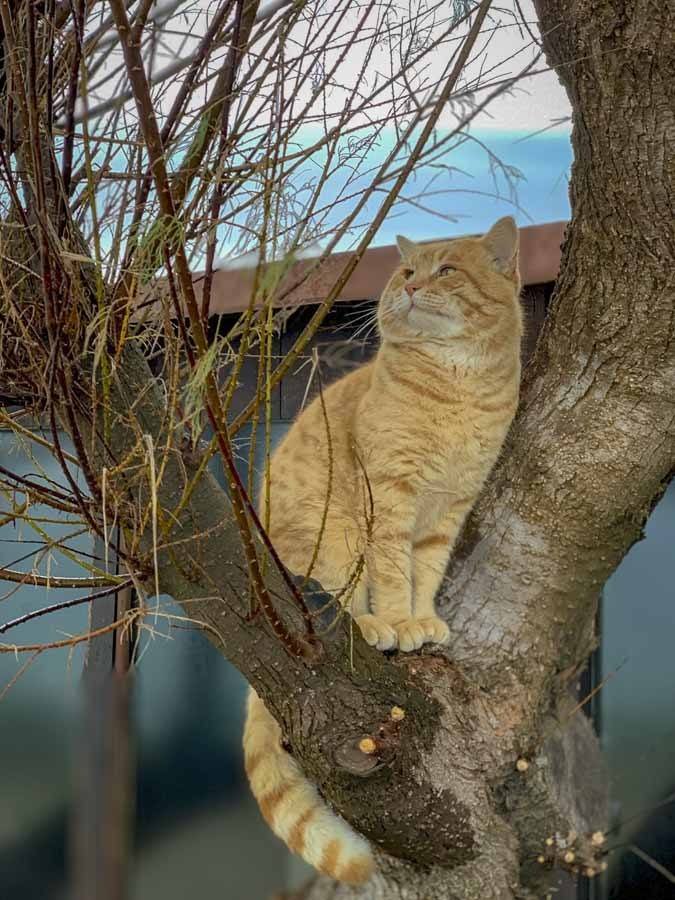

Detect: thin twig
[0,580,133,632]
[0,565,126,589]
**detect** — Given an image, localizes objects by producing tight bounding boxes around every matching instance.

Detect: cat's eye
[438,265,456,276]
[402,268,414,279]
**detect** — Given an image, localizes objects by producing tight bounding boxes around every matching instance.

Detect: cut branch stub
[280,646,484,870]
[334,739,385,777]
[334,707,409,776]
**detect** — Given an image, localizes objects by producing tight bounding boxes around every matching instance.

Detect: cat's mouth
[409,299,453,320]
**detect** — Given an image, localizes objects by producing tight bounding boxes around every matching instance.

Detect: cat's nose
[405,282,420,298]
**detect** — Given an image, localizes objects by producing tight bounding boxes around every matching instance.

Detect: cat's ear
[482,216,519,275]
[396,235,417,260]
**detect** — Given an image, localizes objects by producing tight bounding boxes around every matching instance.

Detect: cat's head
[378,216,522,347]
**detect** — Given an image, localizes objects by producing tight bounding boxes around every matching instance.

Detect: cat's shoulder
[298,360,375,423]
[322,358,375,398]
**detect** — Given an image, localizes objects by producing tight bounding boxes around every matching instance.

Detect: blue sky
[214,124,574,262]
[177,0,575,260]
[361,128,573,247]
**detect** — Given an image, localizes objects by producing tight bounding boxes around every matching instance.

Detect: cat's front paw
[393,618,427,652]
[355,614,398,651]
[417,616,450,646]
[393,617,450,652]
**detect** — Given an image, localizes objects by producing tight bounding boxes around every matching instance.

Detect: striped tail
[243,688,375,884]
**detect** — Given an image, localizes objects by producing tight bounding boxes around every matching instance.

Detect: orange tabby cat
[243,216,523,883]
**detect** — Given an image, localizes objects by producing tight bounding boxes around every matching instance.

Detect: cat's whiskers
[344,304,378,324]
[379,296,410,325]
[350,312,380,342]
[351,319,379,343]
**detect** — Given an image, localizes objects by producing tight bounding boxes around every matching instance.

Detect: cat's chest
[357,372,515,486]
[401,411,509,496]
[416,407,506,454]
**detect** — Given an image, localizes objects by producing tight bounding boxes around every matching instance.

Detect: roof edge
[180,220,566,317]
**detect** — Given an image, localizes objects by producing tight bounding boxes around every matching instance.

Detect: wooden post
[71,536,134,900]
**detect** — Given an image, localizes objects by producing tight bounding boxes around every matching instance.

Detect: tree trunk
[293,1,675,896]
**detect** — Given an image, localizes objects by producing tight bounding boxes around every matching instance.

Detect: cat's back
[260,362,374,528]
[274,361,374,456]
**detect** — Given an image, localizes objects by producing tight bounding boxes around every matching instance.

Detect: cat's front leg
[357,542,416,650]
[411,531,452,646]
[362,522,423,651]
[353,475,421,651]
[411,506,471,646]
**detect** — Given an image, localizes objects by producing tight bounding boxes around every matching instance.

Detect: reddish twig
[109,0,316,658]
[200,0,256,324]
[0,610,141,653]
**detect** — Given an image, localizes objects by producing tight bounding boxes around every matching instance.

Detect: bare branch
[0,566,126,589]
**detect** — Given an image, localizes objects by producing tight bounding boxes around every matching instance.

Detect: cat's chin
[398,310,463,342]
[381,329,456,348]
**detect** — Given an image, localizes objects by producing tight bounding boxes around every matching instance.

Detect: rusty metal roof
[180,220,566,317]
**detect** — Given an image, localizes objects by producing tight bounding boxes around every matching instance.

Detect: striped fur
[244,217,523,882]
[243,689,375,883]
